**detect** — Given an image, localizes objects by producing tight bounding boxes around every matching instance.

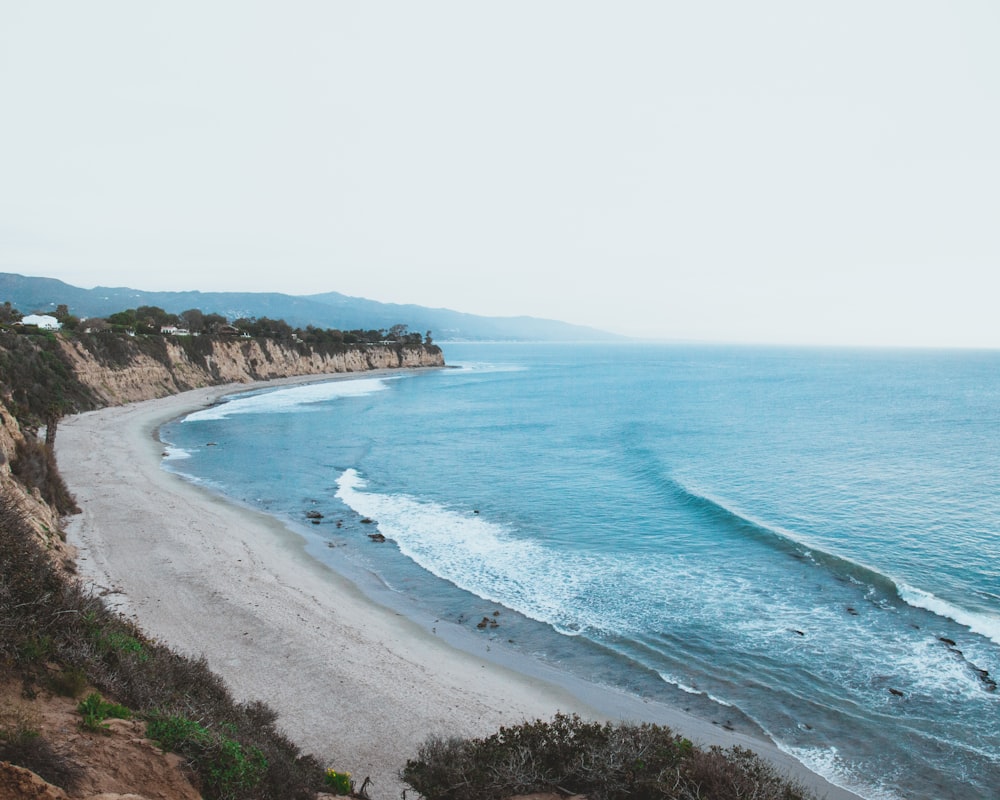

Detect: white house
[21,314,62,330]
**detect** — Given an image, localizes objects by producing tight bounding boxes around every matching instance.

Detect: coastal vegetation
[2,300,434,347]
[0,490,327,798]
[404,714,815,800]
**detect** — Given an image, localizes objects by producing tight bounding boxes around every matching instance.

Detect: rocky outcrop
[0,682,202,800]
[0,763,69,800]
[57,336,445,406]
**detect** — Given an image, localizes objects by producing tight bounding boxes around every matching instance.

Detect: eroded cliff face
[0,401,69,563]
[57,336,445,406]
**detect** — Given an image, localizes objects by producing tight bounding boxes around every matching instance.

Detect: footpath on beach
[57,377,862,800]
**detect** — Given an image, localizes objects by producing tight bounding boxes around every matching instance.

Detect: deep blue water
[160,343,1000,800]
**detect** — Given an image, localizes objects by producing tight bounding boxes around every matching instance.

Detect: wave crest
[671,478,1000,646]
[184,378,392,422]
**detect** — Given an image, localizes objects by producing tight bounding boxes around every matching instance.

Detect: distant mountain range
[0,273,624,342]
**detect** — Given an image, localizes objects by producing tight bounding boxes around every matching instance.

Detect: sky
[1,2,998,347]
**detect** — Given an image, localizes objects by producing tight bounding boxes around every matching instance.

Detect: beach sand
[57,375,862,800]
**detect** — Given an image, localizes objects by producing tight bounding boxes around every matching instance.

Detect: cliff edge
[57,334,445,407]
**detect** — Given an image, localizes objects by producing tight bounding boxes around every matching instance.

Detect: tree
[258,317,293,340]
[53,304,80,331]
[0,301,22,324]
[107,309,137,331]
[180,308,205,333]
[134,305,177,332]
[202,313,228,333]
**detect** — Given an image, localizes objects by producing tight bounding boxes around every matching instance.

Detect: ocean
[159,342,1000,800]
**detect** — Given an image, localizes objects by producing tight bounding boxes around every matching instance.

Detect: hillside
[0,272,624,342]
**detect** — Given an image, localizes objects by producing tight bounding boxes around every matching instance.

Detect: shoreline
[57,372,862,800]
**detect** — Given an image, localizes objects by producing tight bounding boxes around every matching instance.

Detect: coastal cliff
[0,400,69,559]
[0,330,442,419]
[57,334,445,407]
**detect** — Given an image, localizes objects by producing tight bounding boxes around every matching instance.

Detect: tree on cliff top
[1,301,23,324]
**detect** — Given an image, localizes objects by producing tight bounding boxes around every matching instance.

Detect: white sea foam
[441,359,527,374]
[657,672,735,707]
[893,637,991,699]
[780,745,902,800]
[335,469,634,635]
[160,445,191,460]
[184,378,392,422]
[898,583,1000,646]
[333,470,780,646]
[337,470,573,624]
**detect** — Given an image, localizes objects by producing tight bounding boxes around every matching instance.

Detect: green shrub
[402,713,815,800]
[147,713,268,800]
[325,768,353,794]
[93,628,147,660]
[146,713,212,751]
[77,691,131,733]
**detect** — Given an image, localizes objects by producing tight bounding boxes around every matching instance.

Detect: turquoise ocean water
[160,343,1000,800]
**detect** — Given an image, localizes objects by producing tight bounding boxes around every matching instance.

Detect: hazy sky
[2,2,998,346]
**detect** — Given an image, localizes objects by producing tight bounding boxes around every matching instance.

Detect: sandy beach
[57,374,861,800]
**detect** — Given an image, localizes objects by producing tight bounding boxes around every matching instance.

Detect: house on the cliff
[20,314,61,330]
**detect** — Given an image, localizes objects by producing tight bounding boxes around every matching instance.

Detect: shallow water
[162,343,1000,800]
